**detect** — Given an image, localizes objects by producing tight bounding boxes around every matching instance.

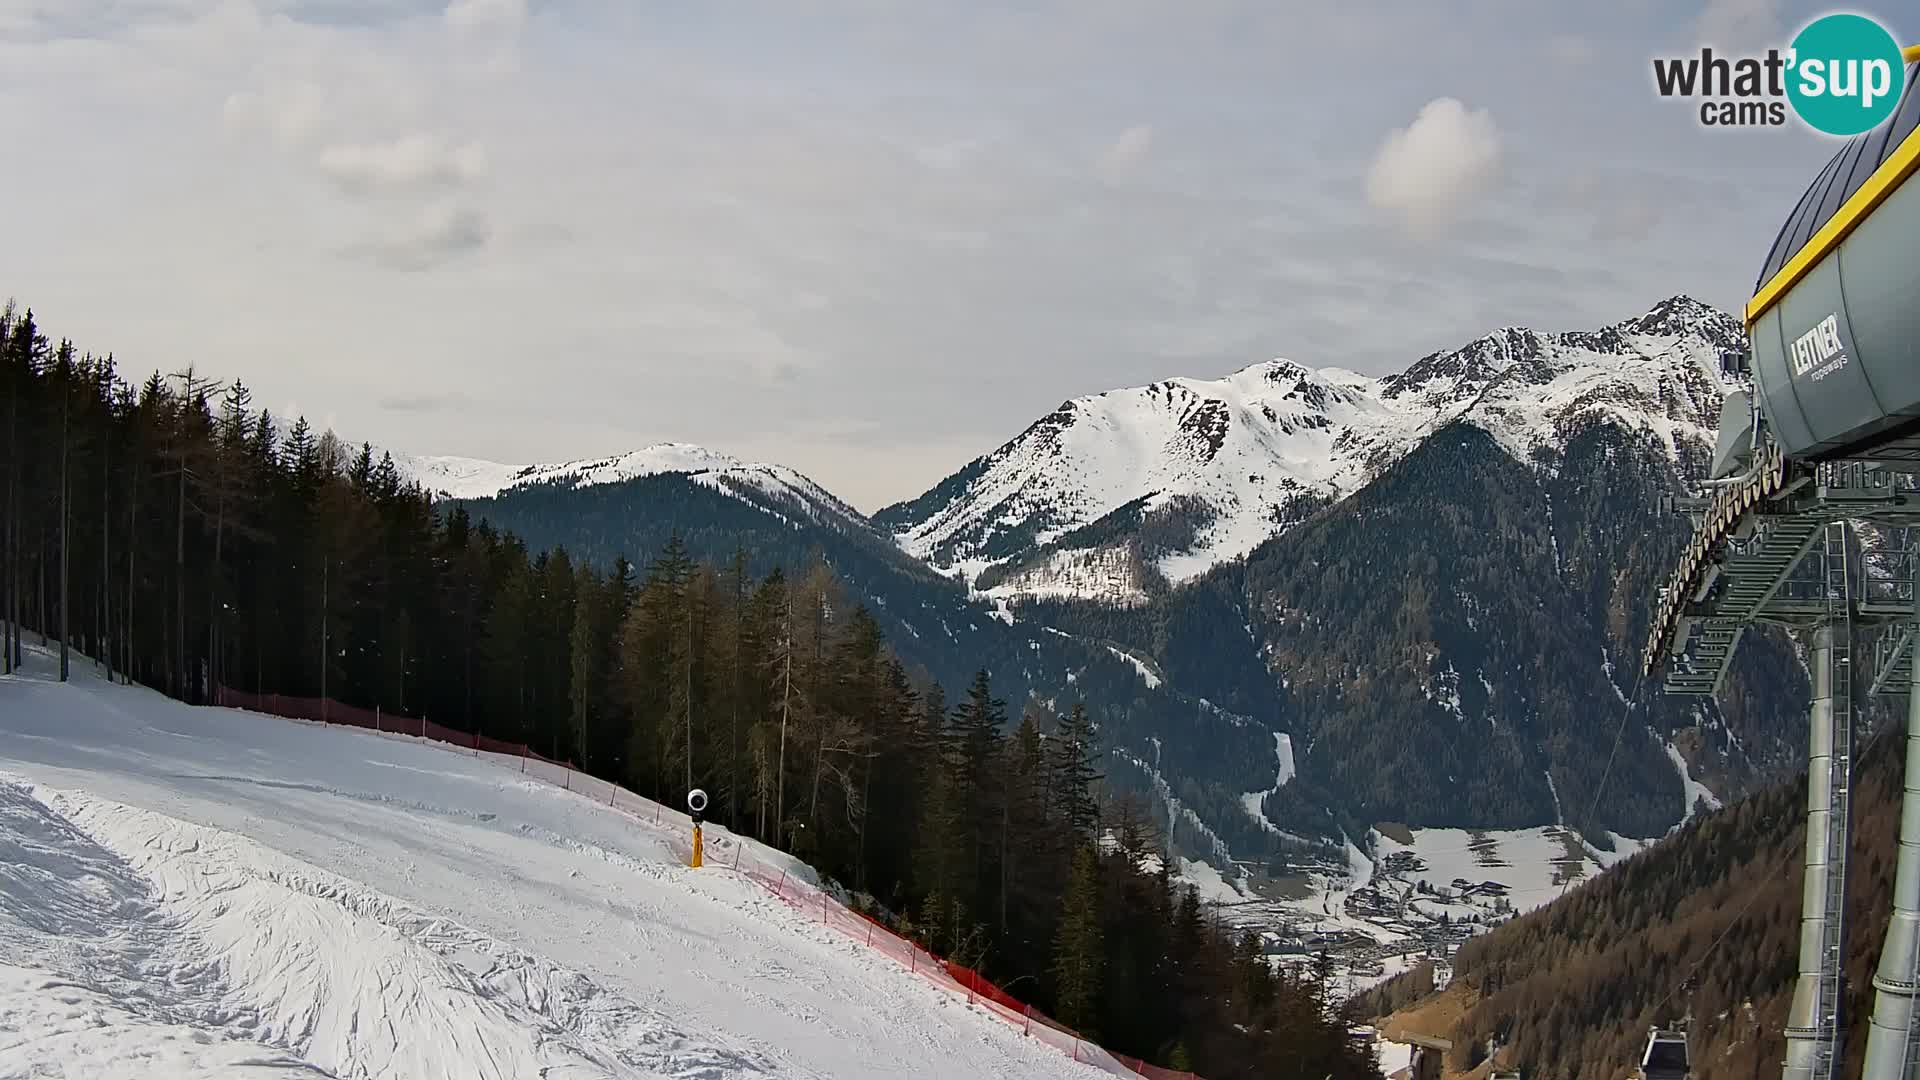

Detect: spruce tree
[1052,843,1103,1036]
[1050,702,1102,838]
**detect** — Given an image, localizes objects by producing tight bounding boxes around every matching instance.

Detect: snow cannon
[687,788,708,868]
[1719,58,1920,473]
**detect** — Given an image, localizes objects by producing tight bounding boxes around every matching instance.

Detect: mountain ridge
[876,294,1741,604]
[387,293,1790,859]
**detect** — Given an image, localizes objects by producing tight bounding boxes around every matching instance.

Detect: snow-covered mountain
[392,442,866,529]
[875,295,1742,603]
[372,294,1795,848]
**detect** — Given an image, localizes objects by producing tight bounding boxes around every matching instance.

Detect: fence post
[822,891,828,924]
[521,746,527,773]
[375,705,381,732]
[1023,1005,1031,1036]
[732,843,742,870]
[1072,1038,1080,1063]
[967,971,975,1004]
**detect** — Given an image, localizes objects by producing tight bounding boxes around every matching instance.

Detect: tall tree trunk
[126,489,136,686]
[58,381,69,681]
[2,444,12,677]
[2,393,12,677]
[808,731,824,832]
[38,543,48,646]
[320,557,328,712]
[998,784,1010,936]
[101,420,112,682]
[208,486,223,696]
[175,453,186,699]
[776,596,792,848]
[729,556,744,829]
[858,732,874,894]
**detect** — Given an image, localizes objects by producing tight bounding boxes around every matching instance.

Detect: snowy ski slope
[0,646,1101,1080]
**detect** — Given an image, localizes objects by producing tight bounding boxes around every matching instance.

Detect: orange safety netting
[210,685,1203,1079]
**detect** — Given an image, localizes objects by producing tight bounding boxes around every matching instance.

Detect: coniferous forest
[0,304,1381,1079]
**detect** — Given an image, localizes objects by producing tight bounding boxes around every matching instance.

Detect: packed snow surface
[0,646,1099,1080]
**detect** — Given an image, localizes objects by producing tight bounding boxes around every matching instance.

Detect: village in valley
[1171,821,1642,1003]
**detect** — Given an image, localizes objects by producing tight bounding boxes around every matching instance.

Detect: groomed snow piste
[0,645,1101,1080]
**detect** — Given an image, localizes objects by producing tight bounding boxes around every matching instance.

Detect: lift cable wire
[1558,663,1649,900]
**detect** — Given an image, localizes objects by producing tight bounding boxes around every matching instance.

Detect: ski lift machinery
[1642,52,1920,1080]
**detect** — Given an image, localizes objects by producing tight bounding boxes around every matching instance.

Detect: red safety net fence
[210,685,1203,1080]
[213,686,578,768]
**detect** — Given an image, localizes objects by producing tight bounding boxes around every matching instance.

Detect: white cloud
[1097,125,1154,179]
[318,133,488,195]
[1364,97,1502,235]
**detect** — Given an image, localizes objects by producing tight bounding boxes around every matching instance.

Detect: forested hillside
[1361,715,1907,1079]
[0,302,1379,1079]
[447,454,1319,870]
[1033,419,1806,842]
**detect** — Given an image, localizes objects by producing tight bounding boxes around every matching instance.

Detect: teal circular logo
[1786,14,1906,136]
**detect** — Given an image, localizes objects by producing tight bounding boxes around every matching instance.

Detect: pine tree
[1053,843,1104,1036]
[569,566,600,764]
[1050,702,1102,838]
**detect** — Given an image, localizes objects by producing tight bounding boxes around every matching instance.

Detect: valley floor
[0,645,1100,1080]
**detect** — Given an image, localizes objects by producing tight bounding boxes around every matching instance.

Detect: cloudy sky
[0,0,1880,509]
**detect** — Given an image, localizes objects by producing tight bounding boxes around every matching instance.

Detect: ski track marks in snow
[0,776,769,1080]
[0,647,1100,1080]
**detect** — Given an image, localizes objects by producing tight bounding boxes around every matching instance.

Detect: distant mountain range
[875,295,1743,604]
[393,296,1804,873]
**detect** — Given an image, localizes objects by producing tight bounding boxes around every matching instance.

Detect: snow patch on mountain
[392,443,862,525]
[1239,732,1295,835]
[388,453,529,500]
[1107,647,1163,689]
[988,548,1152,606]
[1666,741,1723,825]
[1114,749,1232,865]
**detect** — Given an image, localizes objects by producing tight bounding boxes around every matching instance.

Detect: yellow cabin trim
[1746,117,1920,327]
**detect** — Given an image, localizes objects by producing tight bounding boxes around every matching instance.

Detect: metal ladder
[1903,527,1920,1075]
[1906,635,1920,1078]
[1815,516,1855,1080]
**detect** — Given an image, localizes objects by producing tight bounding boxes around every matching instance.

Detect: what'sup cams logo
[1653,12,1908,135]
